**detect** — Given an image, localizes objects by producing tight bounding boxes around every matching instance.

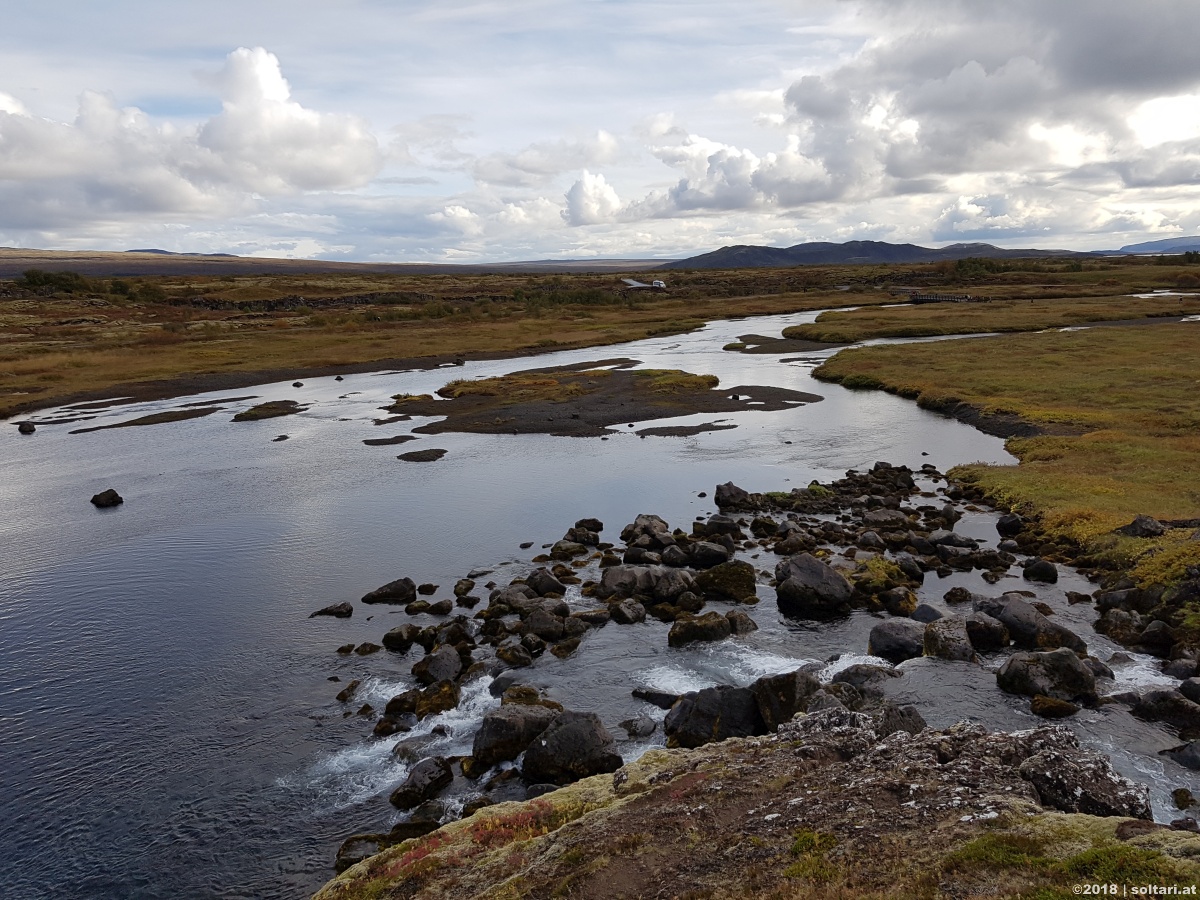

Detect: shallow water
[1,310,1194,899]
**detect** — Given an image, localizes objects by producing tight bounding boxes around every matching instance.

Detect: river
[1,309,1193,899]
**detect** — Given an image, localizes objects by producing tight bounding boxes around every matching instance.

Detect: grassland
[783,293,1200,343]
[0,267,893,419]
[814,322,1200,588]
[6,253,1198,420]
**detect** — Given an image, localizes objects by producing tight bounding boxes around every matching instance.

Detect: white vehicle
[620,278,667,290]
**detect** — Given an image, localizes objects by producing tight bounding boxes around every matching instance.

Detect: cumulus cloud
[562,170,621,225]
[0,47,381,232]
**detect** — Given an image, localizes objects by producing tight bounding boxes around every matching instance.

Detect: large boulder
[389,757,453,810]
[525,568,567,597]
[775,553,854,618]
[664,685,767,748]
[996,648,1096,703]
[411,645,463,686]
[362,577,417,605]
[714,482,752,509]
[750,670,821,731]
[867,619,926,664]
[382,624,421,653]
[1023,558,1059,584]
[974,594,1085,654]
[922,616,978,663]
[693,560,757,603]
[1116,515,1167,538]
[619,514,670,544]
[609,599,646,625]
[688,541,732,569]
[668,611,732,647]
[1018,746,1152,818]
[521,711,623,785]
[964,611,1010,652]
[470,704,559,769]
[1131,690,1200,731]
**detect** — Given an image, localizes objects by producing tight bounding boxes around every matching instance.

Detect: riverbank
[814,322,1200,647]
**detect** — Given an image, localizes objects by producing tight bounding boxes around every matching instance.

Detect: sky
[2,0,1200,262]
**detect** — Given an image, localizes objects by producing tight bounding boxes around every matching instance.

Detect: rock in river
[668,611,732,647]
[389,757,453,810]
[521,711,622,785]
[361,577,417,605]
[664,685,766,748]
[470,704,559,770]
[867,619,925,664]
[775,552,854,618]
[996,648,1096,703]
[309,602,353,619]
[90,488,123,508]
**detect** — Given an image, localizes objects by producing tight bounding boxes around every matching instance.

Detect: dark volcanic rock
[1132,690,1200,731]
[362,577,417,605]
[964,611,1010,652]
[750,669,821,731]
[867,619,926,664]
[521,711,623,785]
[775,553,854,618]
[726,608,758,634]
[411,645,463,685]
[974,594,1085,653]
[664,685,767,748]
[90,488,123,508]
[17,421,35,435]
[922,615,978,663]
[996,512,1024,537]
[1018,744,1151,817]
[1023,558,1059,584]
[668,611,733,647]
[997,648,1096,703]
[1116,515,1167,538]
[471,704,559,769]
[389,757,453,809]
[632,688,680,710]
[309,602,353,619]
[693,560,757,603]
[382,624,421,653]
[714,482,752,509]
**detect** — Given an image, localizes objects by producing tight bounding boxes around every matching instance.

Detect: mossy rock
[693,560,758,603]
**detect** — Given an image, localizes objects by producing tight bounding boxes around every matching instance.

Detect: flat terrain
[0,267,890,419]
[5,254,1199,420]
[783,293,1200,343]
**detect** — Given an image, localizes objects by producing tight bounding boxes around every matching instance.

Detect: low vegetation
[814,322,1200,590]
[783,293,1200,343]
[0,266,894,419]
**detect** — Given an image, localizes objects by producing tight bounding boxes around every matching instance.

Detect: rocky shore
[310,460,1200,896]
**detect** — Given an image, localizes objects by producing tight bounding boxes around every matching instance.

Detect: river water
[1,310,1194,899]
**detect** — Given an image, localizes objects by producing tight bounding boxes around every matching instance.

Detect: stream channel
[1,308,1195,899]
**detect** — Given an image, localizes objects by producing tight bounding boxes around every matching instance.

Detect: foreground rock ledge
[313,713,1200,900]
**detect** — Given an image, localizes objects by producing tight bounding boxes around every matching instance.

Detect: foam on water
[1107,656,1180,690]
[818,653,891,682]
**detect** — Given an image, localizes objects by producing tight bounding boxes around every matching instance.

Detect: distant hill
[659,240,1085,270]
[1118,236,1200,254]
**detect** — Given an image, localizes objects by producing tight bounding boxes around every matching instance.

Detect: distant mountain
[1118,236,1200,254]
[126,249,239,257]
[658,240,1085,270]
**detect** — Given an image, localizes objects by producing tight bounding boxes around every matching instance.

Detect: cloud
[562,170,621,225]
[472,131,619,187]
[0,47,381,232]
[195,47,381,193]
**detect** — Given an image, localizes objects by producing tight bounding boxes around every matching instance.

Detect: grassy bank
[813,322,1200,590]
[0,269,891,419]
[783,293,1200,343]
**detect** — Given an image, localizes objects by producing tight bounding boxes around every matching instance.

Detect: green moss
[853,557,909,593]
[943,833,1052,872]
[785,830,839,883]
